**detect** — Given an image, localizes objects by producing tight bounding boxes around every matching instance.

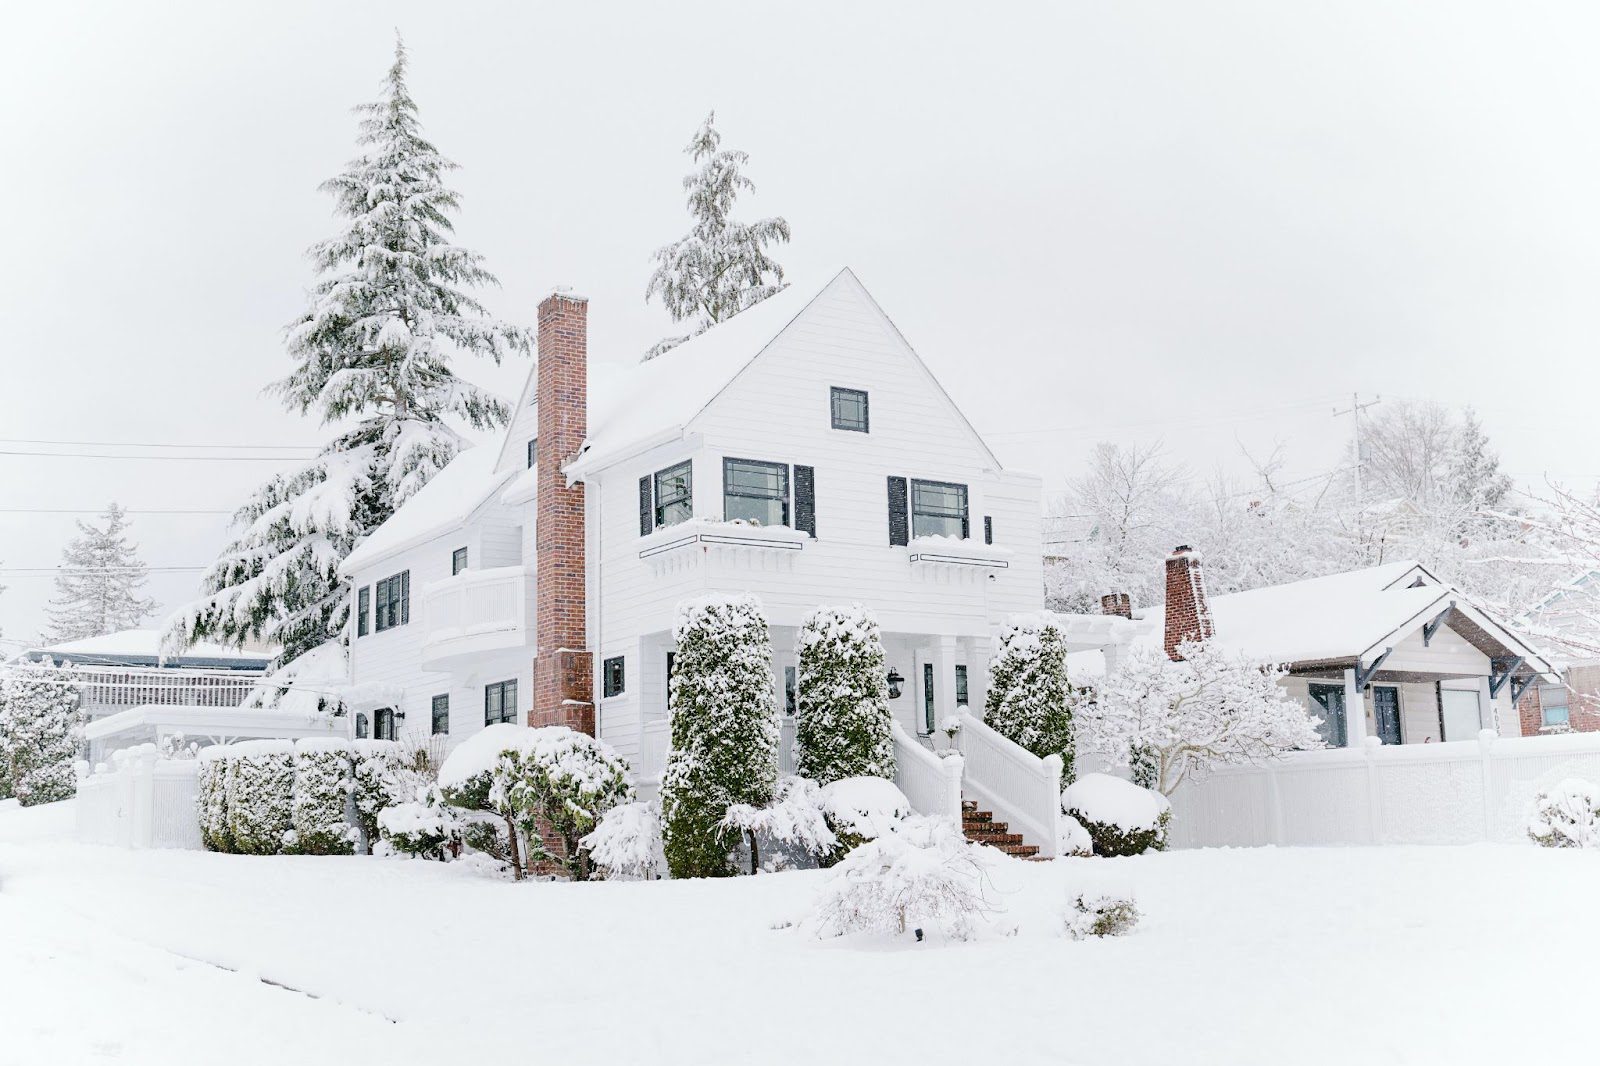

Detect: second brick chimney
[1163,545,1214,660]
[1100,592,1132,620]
[531,291,594,734]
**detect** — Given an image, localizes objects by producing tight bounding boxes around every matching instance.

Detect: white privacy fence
[954,708,1063,857]
[891,721,964,823]
[75,745,202,850]
[1168,731,1600,849]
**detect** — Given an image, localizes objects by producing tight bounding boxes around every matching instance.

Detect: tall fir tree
[794,604,895,785]
[167,37,532,665]
[0,662,83,806]
[43,503,157,643]
[642,111,791,360]
[660,594,779,877]
[985,616,1075,782]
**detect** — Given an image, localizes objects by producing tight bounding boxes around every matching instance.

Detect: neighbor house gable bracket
[1355,646,1394,690]
[1422,602,1455,647]
[1489,656,1525,700]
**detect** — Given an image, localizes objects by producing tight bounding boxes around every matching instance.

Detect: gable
[495,370,539,475]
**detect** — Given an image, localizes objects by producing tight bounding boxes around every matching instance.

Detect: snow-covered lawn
[1,799,1593,1065]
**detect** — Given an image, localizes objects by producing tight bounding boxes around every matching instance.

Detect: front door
[1372,686,1402,744]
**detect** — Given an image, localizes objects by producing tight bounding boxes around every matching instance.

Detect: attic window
[830,387,869,433]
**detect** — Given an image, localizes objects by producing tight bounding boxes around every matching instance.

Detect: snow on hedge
[1527,778,1600,849]
[352,740,410,853]
[819,776,911,843]
[227,740,296,855]
[1062,773,1172,857]
[292,737,356,855]
[583,801,664,880]
[794,604,894,785]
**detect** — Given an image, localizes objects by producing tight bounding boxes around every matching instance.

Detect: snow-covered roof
[571,271,837,474]
[31,630,270,669]
[341,445,515,575]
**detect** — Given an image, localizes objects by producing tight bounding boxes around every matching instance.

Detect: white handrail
[954,708,1062,857]
[891,721,964,823]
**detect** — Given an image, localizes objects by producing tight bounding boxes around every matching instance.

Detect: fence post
[1478,729,1496,842]
[941,752,965,825]
[1268,765,1285,846]
[1363,737,1382,845]
[1040,753,1063,859]
[130,746,159,849]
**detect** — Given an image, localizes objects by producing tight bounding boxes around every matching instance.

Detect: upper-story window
[602,656,625,698]
[1541,684,1571,730]
[374,571,410,632]
[830,387,869,432]
[452,547,468,575]
[654,462,692,528]
[911,480,969,539]
[724,458,789,527]
[356,586,370,637]
[485,679,517,726]
[527,438,537,468]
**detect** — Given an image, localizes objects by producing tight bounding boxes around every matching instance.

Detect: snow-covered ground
[1,799,1594,1065]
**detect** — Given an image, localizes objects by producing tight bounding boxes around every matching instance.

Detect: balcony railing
[420,565,533,667]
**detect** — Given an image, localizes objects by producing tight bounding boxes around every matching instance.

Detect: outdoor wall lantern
[886,669,905,700]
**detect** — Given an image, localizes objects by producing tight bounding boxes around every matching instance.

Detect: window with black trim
[955,664,969,707]
[785,666,797,716]
[431,694,450,735]
[602,656,625,698]
[830,387,869,432]
[654,461,692,528]
[374,707,396,741]
[357,586,370,637]
[355,712,369,739]
[374,571,409,632]
[527,438,537,468]
[910,480,969,539]
[723,458,789,527]
[452,547,468,576]
[485,679,517,726]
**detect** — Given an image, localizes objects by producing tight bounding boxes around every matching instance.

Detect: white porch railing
[75,745,202,850]
[954,708,1062,857]
[421,566,531,666]
[892,721,964,822]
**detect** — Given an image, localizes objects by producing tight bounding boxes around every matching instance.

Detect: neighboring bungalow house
[20,629,298,761]
[1514,571,1600,735]
[1063,548,1560,746]
[340,267,1068,852]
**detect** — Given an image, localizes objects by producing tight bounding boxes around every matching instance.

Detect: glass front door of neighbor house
[1440,687,1482,741]
[1307,683,1347,747]
[1372,686,1402,744]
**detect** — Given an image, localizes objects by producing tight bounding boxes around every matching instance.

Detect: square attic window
[830,387,869,432]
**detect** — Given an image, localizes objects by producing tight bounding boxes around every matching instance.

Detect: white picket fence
[75,744,203,850]
[1168,730,1600,849]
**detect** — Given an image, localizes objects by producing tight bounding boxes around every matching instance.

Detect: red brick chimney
[531,291,593,734]
[1100,592,1132,620]
[1163,545,1214,660]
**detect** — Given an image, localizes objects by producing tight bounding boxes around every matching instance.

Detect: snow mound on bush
[820,776,911,840]
[437,723,629,791]
[1062,773,1169,833]
[1058,814,1092,857]
[1527,778,1600,848]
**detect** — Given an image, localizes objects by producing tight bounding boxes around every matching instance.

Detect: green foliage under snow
[0,663,83,807]
[794,604,894,787]
[985,616,1075,781]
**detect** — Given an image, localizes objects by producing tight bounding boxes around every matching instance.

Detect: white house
[339,268,1063,847]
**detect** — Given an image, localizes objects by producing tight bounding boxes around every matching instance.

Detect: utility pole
[1333,392,1381,503]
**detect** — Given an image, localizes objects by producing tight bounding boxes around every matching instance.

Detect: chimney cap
[1169,544,1196,556]
[542,286,589,304]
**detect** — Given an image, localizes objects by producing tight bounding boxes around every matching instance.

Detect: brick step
[966,829,1023,846]
[959,801,1043,858]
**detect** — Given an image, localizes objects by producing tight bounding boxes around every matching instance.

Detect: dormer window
[830,387,869,433]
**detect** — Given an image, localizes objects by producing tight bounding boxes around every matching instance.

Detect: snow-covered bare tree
[0,662,83,806]
[642,111,791,360]
[1077,640,1324,796]
[43,503,157,643]
[166,37,531,665]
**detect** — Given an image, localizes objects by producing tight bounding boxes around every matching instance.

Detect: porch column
[963,634,990,713]
[1478,676,1497,735]
[1343,667,1368,747]
[933,635,959,730]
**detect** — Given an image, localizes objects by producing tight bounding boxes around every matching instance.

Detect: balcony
[420,565,533,669]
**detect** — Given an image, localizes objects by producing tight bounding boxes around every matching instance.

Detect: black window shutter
[794,465,816,537]
[400,571,410,625]
[639,475,653,536]
[887,476,909,546]
[984,515,993,545]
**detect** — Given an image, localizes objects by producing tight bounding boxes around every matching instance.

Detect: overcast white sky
[3,1,1599,646]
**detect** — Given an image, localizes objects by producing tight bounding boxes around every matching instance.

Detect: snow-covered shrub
[196,746,235,852]
[985,616,1074,779]
[291,737,355,855]
[1527,778,1600,849]
[1065,893,1140,940]
[794,605,894,786]
[0,662,84,807]
[157,732,199,760]
[226,740,296,855]
[1062,773,1171,857]
[583,800,664,880]
[808,815,993,941]
[721,776,839,873]
[1058,814,1093,857]
[378,785,463,861]
[438,725,533,878]
[499,727,634,880]
[820,775,912,859]
[661,593,779,878]
[353,739,410,854]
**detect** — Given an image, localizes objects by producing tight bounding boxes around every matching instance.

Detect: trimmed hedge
[226,740,296,855]
[292,738,356,855]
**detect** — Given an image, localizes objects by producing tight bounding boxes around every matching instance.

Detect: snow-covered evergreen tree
[794,605,894,786]
[660,594,779,877]
[642,112,791,360]
[167,37,531,665]
[984,616,1074,780]
[42,503,157,644]
[0,663,82,806]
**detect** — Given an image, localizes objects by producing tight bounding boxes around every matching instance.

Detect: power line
[0,566,209,574]
[0,449,307,462]
[0,508,233,516]
[0,437,317,452]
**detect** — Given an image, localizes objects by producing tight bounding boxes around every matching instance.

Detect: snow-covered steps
[961,800,1041,859]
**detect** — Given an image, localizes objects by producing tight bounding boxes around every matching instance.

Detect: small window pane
[785,666,797,716]
[654,462,692,528]
[527,438,537,468]
[830,387,869,432]
[452,547,468,576]
[355,712,369,739]
[485,680,517,726]
[955,664,969,708]
[432,694,450,735]
[911,480,969,539]
[1541,684,1570,727]
[357,587,370,637]
[603,656,626,698]
[723,458,789,527]
[375,708,395,741]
